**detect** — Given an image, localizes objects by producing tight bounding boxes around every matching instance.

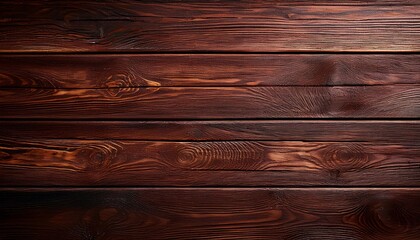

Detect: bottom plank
[0,188,419,240]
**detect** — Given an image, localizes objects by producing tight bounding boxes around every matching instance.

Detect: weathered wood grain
[1,1,419,52]
[1,120,418,142]
[1,54,419,88]
[0,188,419,239]
[1,86,419,119]
[1,1,418,240]
[1,138,419,186]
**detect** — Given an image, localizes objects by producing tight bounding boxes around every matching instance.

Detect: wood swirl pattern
[1,85,419,119]
[1,1,419,239]
[0,188,419,239]
[0,1,419,52]
[1,120,418,142]
[1,55,419,88]
[0,138,419,186]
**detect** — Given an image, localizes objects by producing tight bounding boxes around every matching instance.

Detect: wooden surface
[1,120,419,142]
[1,138,419,186]
[1,85,419,119]
[1,1,419,239]
[0,1,419,52]
[0,188,419,240]
[1,55,419,88]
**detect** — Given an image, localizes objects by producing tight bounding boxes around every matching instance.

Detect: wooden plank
[1,138,419,186]
[0,188,419,239]
[1,120,418,142]
[1,54,419,88]
[1,1,419,52]
[1,85,419,119]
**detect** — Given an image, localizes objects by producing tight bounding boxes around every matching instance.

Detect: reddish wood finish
[1,120,418,142]
[0,1,419,52]
[0,188,419,239]
[1,85,419,119]
[1,55,419,88]
[1,1,419,239]
[1,138,419,186]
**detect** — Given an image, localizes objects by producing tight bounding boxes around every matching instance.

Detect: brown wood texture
[2,120,418,142]
[1,1,419,52]
[1,85,419,119]
[1,1,419,239]
[0,188,419,240]
[1,55,419,88]
[1,138,419,186]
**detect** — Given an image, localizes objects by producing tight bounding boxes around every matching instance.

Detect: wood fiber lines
[0,1,419,52]
[0,189,419,240]
[0,1,419,239]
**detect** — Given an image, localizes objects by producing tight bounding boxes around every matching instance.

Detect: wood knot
[320,143,370,173]
[102,87,159,100]
[77,146,116,170]
[86,151,108,170]
[360,196,414,235]
[104,74,134,88]
[93,152,105,162]
[176,147,200,168]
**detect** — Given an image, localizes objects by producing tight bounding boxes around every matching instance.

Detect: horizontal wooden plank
[0,188,419,239]
[1,1,419,52]
[1,86,419,119]
[1,120,418,142]
[1,54,419,88]
[1,138,419,186]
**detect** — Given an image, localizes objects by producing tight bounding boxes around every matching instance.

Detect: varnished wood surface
[1,138,419,186]
[1,85,419,119]
[1,54,419,88]
[2,120,418,142]
[1,1,419,52]
[0,188,419,239]
[1,1,419,239]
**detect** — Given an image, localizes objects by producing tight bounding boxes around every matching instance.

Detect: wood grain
[0,188,419,239]
[1,1,419,52]
[1,138,419,186]
[1,54,419,88]
[1,85,419,119]
[2,1,419,239]
[1,120,418,142]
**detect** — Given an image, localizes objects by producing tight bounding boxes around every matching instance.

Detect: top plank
[0,0,419,52]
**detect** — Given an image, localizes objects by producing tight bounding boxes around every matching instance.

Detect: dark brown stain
[0,1,419,239]
[0,189,419,239]
[0,1,418,52]
[1,139,418,186]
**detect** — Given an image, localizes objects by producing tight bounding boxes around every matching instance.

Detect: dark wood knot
[320,143,370,173]
[360,195,415,235]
